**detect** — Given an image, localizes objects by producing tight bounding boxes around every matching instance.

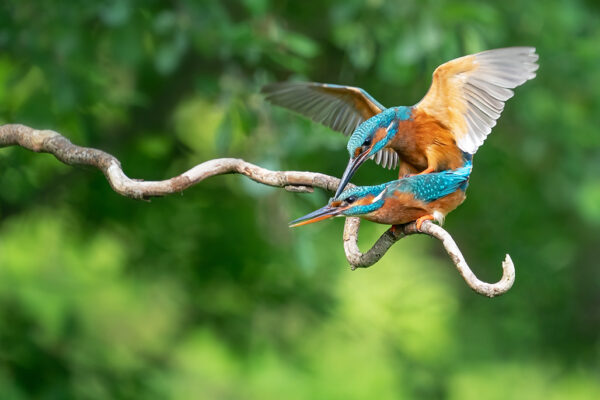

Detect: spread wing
[371,148,399,170]
[415,47,539,154]
[261,82,386,136]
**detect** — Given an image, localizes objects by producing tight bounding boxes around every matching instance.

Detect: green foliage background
[1,0,599,398]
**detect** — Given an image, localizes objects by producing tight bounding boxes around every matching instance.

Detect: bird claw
[408,167,435,177]
[415,215,435,231]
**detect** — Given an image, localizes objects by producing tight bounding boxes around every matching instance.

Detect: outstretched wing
[415,47,539,154]
[261,82,386,136]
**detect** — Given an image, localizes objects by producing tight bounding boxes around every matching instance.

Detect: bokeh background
[1,0,599,398]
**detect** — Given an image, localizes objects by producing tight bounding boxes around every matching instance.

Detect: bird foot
[408,167,435,177]
[415,215,435,231]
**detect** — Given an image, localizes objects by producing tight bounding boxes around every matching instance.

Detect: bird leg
[415,214,435,230]
[390,224,405,236]
[408,166,435,177]
[417,166,435,175]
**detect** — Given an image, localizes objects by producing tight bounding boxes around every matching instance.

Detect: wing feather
[370,147,399,170]
[416,47,538,154]
[262,82,386,136]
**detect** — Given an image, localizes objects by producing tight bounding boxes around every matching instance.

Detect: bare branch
[0,123,515,297]
[344,218,515,298]
[343,217,404,267]
[0,124,340,199]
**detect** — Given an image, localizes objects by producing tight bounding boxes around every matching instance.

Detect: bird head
[290,184,388,227]
[336,108,406,197]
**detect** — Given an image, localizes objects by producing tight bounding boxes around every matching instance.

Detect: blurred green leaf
[1,1,600,399]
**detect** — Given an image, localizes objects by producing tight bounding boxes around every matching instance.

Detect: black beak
[289,204,341,228]
[335,150,370,198]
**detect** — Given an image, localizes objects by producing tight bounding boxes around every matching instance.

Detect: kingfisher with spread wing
[263,47,538,197]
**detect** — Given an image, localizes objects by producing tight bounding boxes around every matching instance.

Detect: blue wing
[261,82,386,136]
[392,159,473,203]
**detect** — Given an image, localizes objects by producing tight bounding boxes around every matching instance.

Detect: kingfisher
[289,157,472,230]
[263,47,538,197]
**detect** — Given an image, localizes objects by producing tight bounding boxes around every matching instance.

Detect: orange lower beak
[289,205,340,227]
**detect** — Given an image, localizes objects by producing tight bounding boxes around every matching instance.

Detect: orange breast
[389,109,465,174]
[427,189,467,217]
[363,192,429,225]
[362,189,467,226]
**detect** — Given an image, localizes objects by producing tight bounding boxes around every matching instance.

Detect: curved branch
[343,217,404,267]
[0,124,340,199]
[0,123,515,297]
[343,218,515,297]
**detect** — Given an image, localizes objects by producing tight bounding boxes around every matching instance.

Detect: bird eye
[345,196,357,204]
[363,137,372,147]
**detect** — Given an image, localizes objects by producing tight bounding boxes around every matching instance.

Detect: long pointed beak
[335,150,370,198]
[289,204,341,228]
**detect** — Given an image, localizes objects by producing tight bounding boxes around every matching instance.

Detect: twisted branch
[343,218,515,297]
[0,123,515,297]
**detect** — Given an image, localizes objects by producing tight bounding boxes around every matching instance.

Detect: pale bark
[0,123,515,297]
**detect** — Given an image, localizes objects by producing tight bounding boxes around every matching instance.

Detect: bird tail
[458,153,473,191]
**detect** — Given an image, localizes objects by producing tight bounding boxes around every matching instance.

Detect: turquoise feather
[335,157,472,216]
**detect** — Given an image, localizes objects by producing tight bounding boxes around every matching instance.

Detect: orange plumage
[364,188,466,225]
[391,109,466,177]
[262,47,538,196]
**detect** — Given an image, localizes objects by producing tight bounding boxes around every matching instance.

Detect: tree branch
[0,123,515,297]
[343,218,515,297]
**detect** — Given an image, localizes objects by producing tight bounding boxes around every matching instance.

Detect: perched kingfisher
[289,157,472,230]
[263,47,538,197]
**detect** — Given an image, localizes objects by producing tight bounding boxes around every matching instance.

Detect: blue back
[390,158,472,203]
